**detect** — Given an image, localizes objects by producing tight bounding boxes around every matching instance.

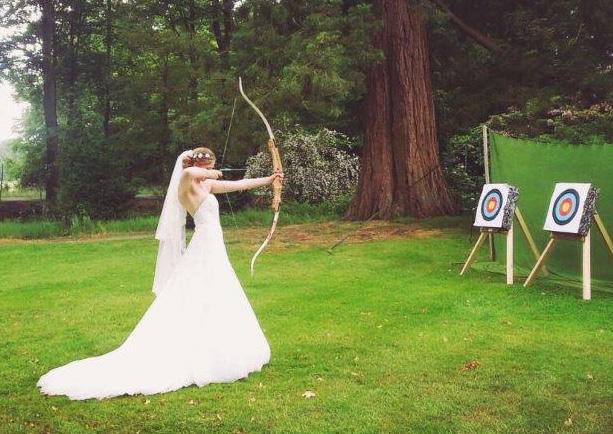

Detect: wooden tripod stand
[524,214,613,300]
[461,207,545,285]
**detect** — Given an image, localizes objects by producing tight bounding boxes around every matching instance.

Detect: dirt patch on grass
[0,232,153,246]
[225,220,451,251]
[0,220,457,247]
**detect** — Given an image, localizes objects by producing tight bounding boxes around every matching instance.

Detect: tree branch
[430,0,503,53]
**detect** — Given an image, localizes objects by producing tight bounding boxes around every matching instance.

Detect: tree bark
[222,0,234,49]
[184,0,198,106]
[40,0,59,207]
[159,57,171,181]
[66,0,84,127]
[103,0,113,138]
[347,0,456,219]
[210,0,234,63]
[211,0,225,54]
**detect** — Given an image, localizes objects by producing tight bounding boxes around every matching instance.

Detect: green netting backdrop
[488,131,613,291]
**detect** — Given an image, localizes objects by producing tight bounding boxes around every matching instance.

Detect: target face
[552,189,579,225]
[474,184,516,229]
[481,189,503,221]
[544,183,591,234]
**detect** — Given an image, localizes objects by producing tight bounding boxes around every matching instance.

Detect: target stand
[460,184,545,284]
[524,183,611,300]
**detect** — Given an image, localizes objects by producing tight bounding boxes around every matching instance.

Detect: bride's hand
[269,170,284,184]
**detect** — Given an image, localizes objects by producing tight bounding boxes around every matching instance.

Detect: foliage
[489,101,613,145]
[442,99,612,213]
[441,127,484,211]
[4,106,47,189]
[0,137,24,183]
[58,119,137,220]
[245,126,359,206]
[1,0,612,217]
[232,1,379,135]
[0,0,378,216]
[429,0,613,141]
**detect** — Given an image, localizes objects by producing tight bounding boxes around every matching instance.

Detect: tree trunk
[222,0,234,50]
[66,0,84,129]
[159,57,171,181]
[346,0,456,219]
[185,0,198,106]
[211,0,225,54]
[210,0,234,65]
[103,0,113,138]
[40,0,59,208]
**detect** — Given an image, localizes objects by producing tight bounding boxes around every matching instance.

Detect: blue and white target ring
[552,188,579,226]
[480,189,503,221]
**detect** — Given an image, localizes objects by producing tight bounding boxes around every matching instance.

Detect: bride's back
[178,169,211,216]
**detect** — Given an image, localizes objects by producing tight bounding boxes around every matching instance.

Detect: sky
[0,20,30,143]
[0,81,28,142]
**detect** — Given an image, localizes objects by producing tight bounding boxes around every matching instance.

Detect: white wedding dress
[37,193,271,400]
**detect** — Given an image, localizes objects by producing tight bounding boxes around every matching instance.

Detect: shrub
[441,127,484,211]
[488,101,613,145]
[245,126,359,206]
[58,135,137,220]
[443,101,612,212]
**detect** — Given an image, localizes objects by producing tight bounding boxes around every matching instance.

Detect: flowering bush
[245,127,359,205]
[488,101,613,145]
[1,180,20,192]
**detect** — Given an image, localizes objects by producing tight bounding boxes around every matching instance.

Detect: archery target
[481,189,503,221]
[474,184,517,229]
[552,189,579,225]
[544,183,594,234]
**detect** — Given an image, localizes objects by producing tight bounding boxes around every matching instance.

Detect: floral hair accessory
[193,152,213,159]
[182,148,214,168]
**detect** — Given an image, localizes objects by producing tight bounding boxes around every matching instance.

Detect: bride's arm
[183,166,223,182]
[209,174,279,194]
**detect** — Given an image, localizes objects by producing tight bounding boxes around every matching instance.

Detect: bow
[238,77,283,276]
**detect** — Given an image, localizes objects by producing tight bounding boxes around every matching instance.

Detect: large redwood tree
[347,0,457,219]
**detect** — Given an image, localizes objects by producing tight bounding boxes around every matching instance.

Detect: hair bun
[182,146,216,169]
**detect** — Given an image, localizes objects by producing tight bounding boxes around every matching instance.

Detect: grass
[0,187,43,200]
[0,201,341,240]
[0,218,611,433]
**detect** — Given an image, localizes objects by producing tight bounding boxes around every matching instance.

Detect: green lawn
[0,187,43,201]
[1,219,611,433]
[0,200,341,239]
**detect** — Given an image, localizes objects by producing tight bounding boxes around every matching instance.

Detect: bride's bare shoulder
[180,167,204,186]
[182,167,199,179]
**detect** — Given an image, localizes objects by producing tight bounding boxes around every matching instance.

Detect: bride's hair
[183,147,216,169]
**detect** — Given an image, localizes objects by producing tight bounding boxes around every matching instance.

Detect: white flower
[302,390,316,399]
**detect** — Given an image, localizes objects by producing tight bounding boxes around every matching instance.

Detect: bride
[37,147,283,400]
